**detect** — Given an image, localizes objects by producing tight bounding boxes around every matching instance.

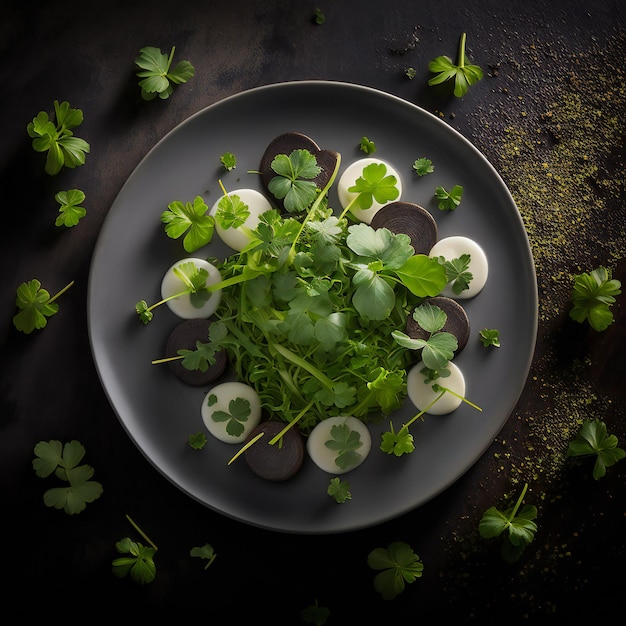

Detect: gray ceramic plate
[88,81,537,534]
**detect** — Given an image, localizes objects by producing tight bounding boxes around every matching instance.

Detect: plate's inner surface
[88,81,537,533]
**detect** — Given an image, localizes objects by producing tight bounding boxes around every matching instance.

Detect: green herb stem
[272,343,335,391]
[48,280,75,304]
[458,32,467,68]
[125,514,158,551]
[268,399,316,445]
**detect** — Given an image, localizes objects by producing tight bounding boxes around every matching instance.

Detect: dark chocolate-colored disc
[406,296,470,354]
[165,318,228,386]
[370,201,438,254]
[245,420,305,481]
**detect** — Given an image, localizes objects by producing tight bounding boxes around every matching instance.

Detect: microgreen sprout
[190,543,217,569]
[359,136,376,154]
[405,67,417,80]
[32,440,103,514]
[567,418,625,479]
[135,261,210,324]
[112,515,158,585]
[188,432,208,449]
[412,157,434,176]
[367,541,424,600]
[479,482,538,563]
[55,189,86,227]
[569,266,621,331]
[220,151,237,171]
[428,32,483,97]
[434,184,463,210]
[327,477,352,503]
[135,45,194,100]
[13,278,74,334]
[479,328,501,347]
[27,100,90,175]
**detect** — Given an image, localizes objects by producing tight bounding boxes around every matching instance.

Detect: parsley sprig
[569,266,621,331]
[428,32,483,97]
[567,419,625,479]
[32,440,103,514]
[27,100,90,175]
[479,482,538,563]
[135,46,194,100]
[367,541,424,600]
[13,278,74,334]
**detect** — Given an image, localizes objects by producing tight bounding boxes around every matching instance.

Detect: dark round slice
[259,131,339,208]
[370,201,438,254]
[165,318,228,386]
[406,296,470,354]
[245,420,305,481]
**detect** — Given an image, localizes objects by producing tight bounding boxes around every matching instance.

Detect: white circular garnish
[209,188,272,251]
[337,158,402,224]
[306,415,371,474]
[160,258,222,319]
[429,235,488,299]
[201,381,262,443]
[406,360,465,415]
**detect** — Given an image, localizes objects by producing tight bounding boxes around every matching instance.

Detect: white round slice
[306,415,371,474]
[161,258,222,319]
[429,235,488,299]
[406,360,465,415]
[337,158,402,224]
[209,188,272,251]
[201,381,262,443]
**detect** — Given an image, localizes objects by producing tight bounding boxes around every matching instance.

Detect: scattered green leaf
[300,600,330,625]
[359,136,376,154]
[428,32,483,97]
[327,476,352,503]
[346,162,400,211]
[188,432,208,449]
[412,157,434,176]
[112,515,158,585]
[55,189,86,227]
[479,328,500,347]
[135,45,194,100]
[220,152,237,171]
[436,253,473,294]
[567,418,625,479]
[312,8,325,24]
[26,100,90,175]
[161,195,215,253]
[13,279,74,334]
[569,266,621,331]
[405,67,417,80]
[190,543,217,569]
[268,149,322,212]
[209,395,252,438]
[479,482,537,563]
[32,440,103,514]
[434,184,463,210]
[367,541,424,600]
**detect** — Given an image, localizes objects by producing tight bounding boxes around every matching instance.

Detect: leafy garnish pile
[206,151,447,433]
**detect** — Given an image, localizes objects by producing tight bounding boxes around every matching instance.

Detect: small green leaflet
[220,152,237,171]
[188,432,207,449]
[209,395,252,437]
[367,541,424,600]
[32,440,103,514]
[413,157,434,176]
[13,279,74,334]
[479,482,537,563]
[178,340,220,372]
[269,149,321,213]
[359,136,376,154]
[190,543,217,569]
[348,162,400,210]
[161,195,215,253]
[135,46,194,100]
[428,32,483,97]
[26,100,90,175]
[434,184,463,210]
[216,192,250,230]
[327,477,352,503]
[112,538,157,585]
[569,266,621,331]
[567,418,625,480]
[436,254,473,294]
[55,189,86,227]
[324,423,363,470]
[479,328,501,347]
